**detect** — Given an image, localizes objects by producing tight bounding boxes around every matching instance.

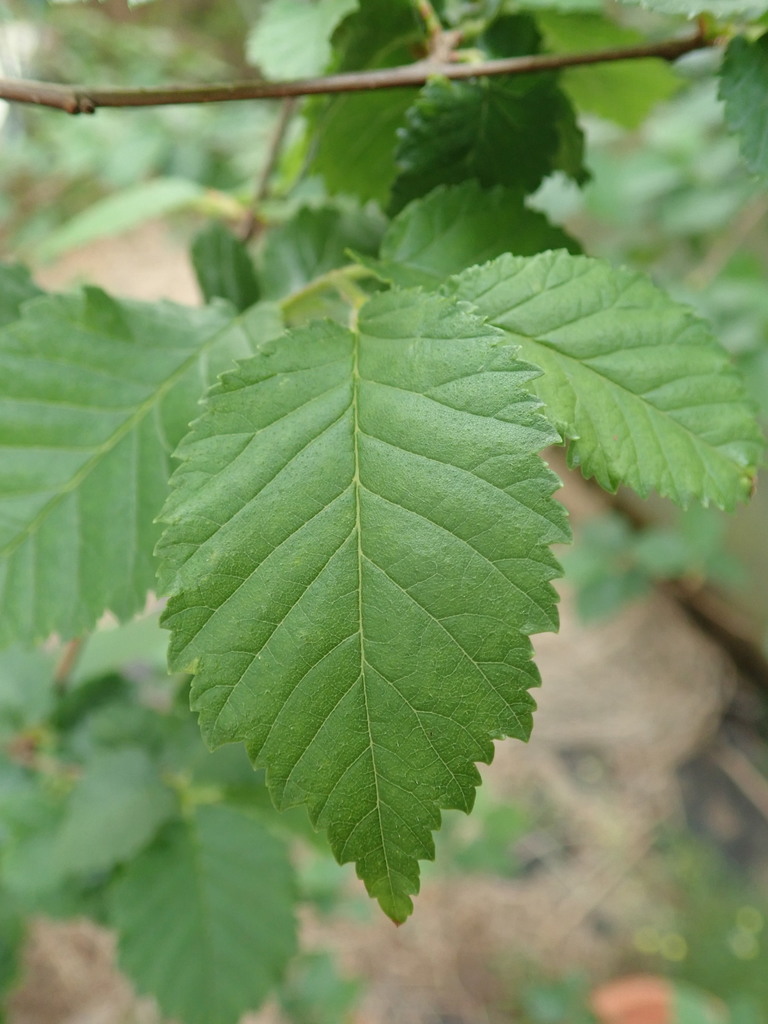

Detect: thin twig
[54,636,85,689]
[240,96,296,242]
[414,0,443,40]
[0,31,708,115]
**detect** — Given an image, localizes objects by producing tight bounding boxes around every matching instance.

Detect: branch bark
[0,31,708,115]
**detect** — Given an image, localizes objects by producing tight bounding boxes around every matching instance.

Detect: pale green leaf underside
[111,804,296,1024]
[159,289,568,921]
[0,291,279,646]
[446,251,762,508]
[246,0,358,78]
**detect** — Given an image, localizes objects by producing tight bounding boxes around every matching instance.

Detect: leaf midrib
[0,317,229,561]
[352,328,394,907]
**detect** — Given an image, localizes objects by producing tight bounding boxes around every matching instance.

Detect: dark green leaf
[191,222,260,311]
[111,805,297,1024]
[367,181,579,288]
[390,74,584,213]
[158,289,567,921]
[306,0,425,203]
[309,91,418,205]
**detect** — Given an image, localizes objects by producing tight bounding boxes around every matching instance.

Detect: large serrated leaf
[0,291,282,647]
[446,251,763,508]
[367,182,579,288]
[110,804,297,1024]
[158,289,568,921]
[720,33,768,177]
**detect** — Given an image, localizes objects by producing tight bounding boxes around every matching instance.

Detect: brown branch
[0,31,708,115]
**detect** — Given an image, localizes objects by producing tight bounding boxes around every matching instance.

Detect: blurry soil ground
[9,225,767,1024]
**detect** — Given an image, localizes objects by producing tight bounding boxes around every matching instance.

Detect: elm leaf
[446,251,763,508]
[158,288,568,921]
[111,804,296,1024]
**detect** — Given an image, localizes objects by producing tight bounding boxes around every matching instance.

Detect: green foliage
[0,266,42,328]
[564,507,743,621]
[390,74,584,213]
[368,181,579,288]
[158,289,567,921]
[2,0,768,1017]
[54,748,176,877]
[0,284,240,645]
[535,12,680,128]
[622,0,768,17]
[306,0,425,203]
[111,804,297,1024]
[720,33,768,178]
[258,202,386,299]
[191,222,261,311]
[445,251,762,507]
[246,0,358,78]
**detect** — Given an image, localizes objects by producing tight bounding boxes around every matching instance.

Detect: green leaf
[246,0,358,78]
[259,202,386,299]
[720,33,768,178]
[37,177,208,261]
[390,75,584,213]
[0,264,43,328]
[111,804,297,1024]
[0,897,24,999]
[621,0,768,16]
[190,222,260,311]
[536,13,680,129]
[0,289,282,647]
[55,748,176,876]
[158,289,567,921]
[367,182,579,288]
[306,0,424,203]
[309,91,418,205]
[445,250,763,508]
